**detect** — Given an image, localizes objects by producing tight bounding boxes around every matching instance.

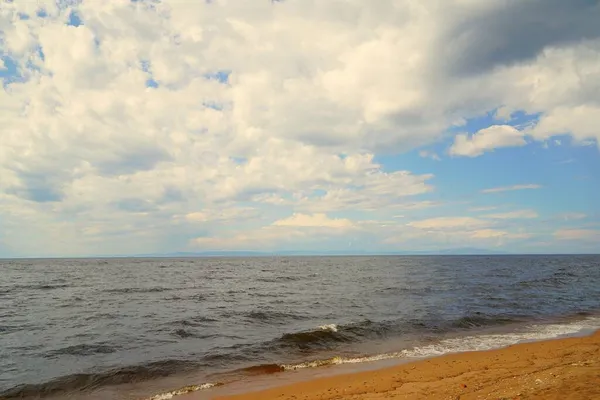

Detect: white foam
[282,356,343,370]
[284,317,600,371]
[318,324,338,332]
[143,317,600,397]
[399,317,600,359]
[144,383,217,400]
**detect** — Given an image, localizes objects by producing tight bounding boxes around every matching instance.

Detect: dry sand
[209,330,600,400]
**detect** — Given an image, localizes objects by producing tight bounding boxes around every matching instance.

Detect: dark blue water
[1,256,599,399]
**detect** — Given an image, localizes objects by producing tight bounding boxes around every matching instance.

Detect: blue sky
[0,0,599,257]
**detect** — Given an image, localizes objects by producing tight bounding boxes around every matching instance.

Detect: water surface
[1,255,599,399]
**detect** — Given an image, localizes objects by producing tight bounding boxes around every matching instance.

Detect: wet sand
[206,330,600,400]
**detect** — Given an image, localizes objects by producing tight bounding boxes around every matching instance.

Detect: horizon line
[2,252,599,260]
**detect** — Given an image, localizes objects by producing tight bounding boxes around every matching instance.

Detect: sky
[0,0,599,257]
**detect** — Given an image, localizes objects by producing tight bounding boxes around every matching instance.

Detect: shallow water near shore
[1,255,599,399]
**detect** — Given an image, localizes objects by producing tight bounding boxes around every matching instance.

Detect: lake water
[1,255,599,399]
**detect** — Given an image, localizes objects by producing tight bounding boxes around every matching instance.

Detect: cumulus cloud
[193,227,307,250]
[529,105,600,146]
[470,230,531,240]
[469,206,498,212]
[193,215,356,250]
[419,150,441,161]
[442,0,600,76]
[557,213,587,221]
[554,229,600,241]
[401,215,533,246]
[485,210,539,219]
[0,0,598,255]
[292,170,435,213]
[384,226,531,247]
[481,184,543,194]
[273,213,354,229]
[184,208,259,223]
[449,125,526,157]
[407,217,490,230]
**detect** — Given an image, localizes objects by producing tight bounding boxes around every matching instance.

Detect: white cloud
[469,206,498,212]
[393,201,442,210]
[384,226,531,247]
[485,210,538,219]
[273,213,354,229]
[193,227,307,250]
[407,217,490,230]
[468,229,505,239]
[449,125,526,157]
[0,0,598,255]
[481,184,542,194]
[470,229,531,239]
[528,105,600,147]
[184,208,258,223]
[418,150,441,161]
[400,215,533,245]
[291,170,435,213]
[494,106,513,121]
[554,229,600,241]
[557,212,587,221]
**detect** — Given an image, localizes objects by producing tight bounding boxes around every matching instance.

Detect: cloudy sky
[1,0,599,257]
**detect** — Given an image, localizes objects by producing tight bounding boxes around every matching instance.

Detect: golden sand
[206,331,599,400]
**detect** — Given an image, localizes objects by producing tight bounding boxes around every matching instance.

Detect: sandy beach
[207,330,600,400]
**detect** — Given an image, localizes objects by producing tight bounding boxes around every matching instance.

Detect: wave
[164,293,209,302]
[83,312,118,321]
[0,360,199,398]
[274,316,600,372]
[243,310,308,323]
[4,316,598,398]
[171,329,226,340]
[518,270,579,288]
[1,315,535,395]
[173,316,219,326]
[4,283,71,292]
[235,363,285,375]
[37,284,71,290]
[258,311,596,355]
[44,343,118,357]
[221,316,599,376]
[256,276,305,283]
[104,287,173,294]
[143,383,221,400]
[277,325,352,349]
[267,314,524,351]
[267,319,415,352]
[186,316,600,381]
[450,315,522,329]
[318,323,338,332]
[282,356,344,370]
[400,317,600,358]
[172,328,197,339]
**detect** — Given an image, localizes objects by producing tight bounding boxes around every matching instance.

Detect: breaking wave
[0,360,199,398]
[273,316,600,372]
[3,316,598,399]
[142,383,221,400]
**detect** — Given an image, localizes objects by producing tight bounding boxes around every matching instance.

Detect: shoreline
[196,330,600,400]
[4,320,598,400]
